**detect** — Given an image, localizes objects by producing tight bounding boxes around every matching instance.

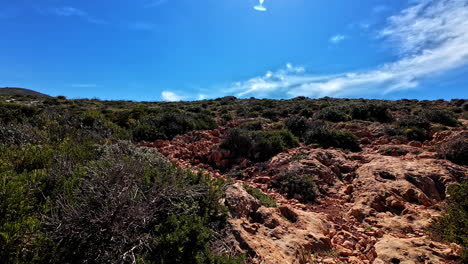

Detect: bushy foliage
[314,106,349,122]
[221,128,299,162]
[276,172,317,202]
[0,102,38,124]
[243,184,277,208]
[438,134,468,166]
[240,120,263,131]
[285,116,309,139]
[133,112,217,141]
[304,122,361,152]
[388,116,432,141]
[421,108,459,127]
[350,103,393,123]
[430,182,468,262]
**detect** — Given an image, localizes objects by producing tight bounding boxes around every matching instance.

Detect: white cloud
[161,91,184,102]
[329,34,346,44]
[229,0,468,99]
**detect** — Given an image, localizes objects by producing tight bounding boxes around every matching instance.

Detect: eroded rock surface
[143,121,467,264]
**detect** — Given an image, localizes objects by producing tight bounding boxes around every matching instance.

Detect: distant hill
[0,87,50,98]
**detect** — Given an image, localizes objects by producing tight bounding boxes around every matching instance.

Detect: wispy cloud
[72,84,98,88]
[329,34,346,44]
[48,7,107,25]
[223,0,468,99]
[161,91,184,102]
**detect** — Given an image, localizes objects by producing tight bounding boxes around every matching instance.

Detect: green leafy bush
[314,106,349,122]
[350,103,393,123]
[430,182,468,262]
[276,172,317,202]
[221,129,298,162]
[133,112,217,141]
[0,103,38,124]
[422,109,459,127]
[285,116,309,138]
[304,122,361,152]
[438,134,468,166]
[240,120,263,131]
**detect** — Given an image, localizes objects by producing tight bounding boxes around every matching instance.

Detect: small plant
[276,172,317,202]
[429,182,468,262]
[243,184,277,208]
[304,122,361,152]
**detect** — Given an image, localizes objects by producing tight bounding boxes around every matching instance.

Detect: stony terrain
[143,120,467,264]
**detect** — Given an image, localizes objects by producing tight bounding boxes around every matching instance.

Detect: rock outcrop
[143,121,467,263]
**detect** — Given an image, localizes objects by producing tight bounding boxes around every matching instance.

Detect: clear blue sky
[1,0,467,101]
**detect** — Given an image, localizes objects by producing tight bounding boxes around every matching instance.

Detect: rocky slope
[142,121,467,263]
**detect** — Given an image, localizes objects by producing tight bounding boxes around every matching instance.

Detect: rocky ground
[141,121,467,264]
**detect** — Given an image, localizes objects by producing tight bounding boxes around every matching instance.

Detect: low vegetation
[243,184,277,208]
[275,172,317,202]
[430,182,468,262]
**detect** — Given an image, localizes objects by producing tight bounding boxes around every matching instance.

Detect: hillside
[0,87,50,97]
[0,96,467,264]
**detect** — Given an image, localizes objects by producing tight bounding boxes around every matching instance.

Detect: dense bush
[314,106,349,122]
[0,141,240,264]
[276,172,317,202]
[240,120,263,131]
[0,102,38,124]
[421,109,459,127]
[285,116,309,139]
[350,103,393,123]
[221,129,299,162]
[390,116,432,141]
[430,182,468,262]
[304,122,361,152]
[133,112,217,141]
[438,134,468,166]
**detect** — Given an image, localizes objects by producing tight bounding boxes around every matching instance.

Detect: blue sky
[0,0,467,101]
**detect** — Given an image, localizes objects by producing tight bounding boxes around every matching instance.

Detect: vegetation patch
[243,184,277,208]
[429,182,468,262]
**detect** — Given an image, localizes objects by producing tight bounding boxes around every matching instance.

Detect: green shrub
[276,172,317,202]
[133,112,217,141]
[422,109,459,127]
[220,128,252,158]
[429,182,468,262]
[249,130,298,162]
[350,103,393,123]
[304,123,361,152]
[221,129,298,162]
[391,116,431,141]
[314,106,349,122]
[285,116,309,138]
[240,120,263,131]
[438,134,468,166]
[243,184,277,207]
[0,103,38,124]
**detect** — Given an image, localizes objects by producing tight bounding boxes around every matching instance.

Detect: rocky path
[141,127,466,263]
